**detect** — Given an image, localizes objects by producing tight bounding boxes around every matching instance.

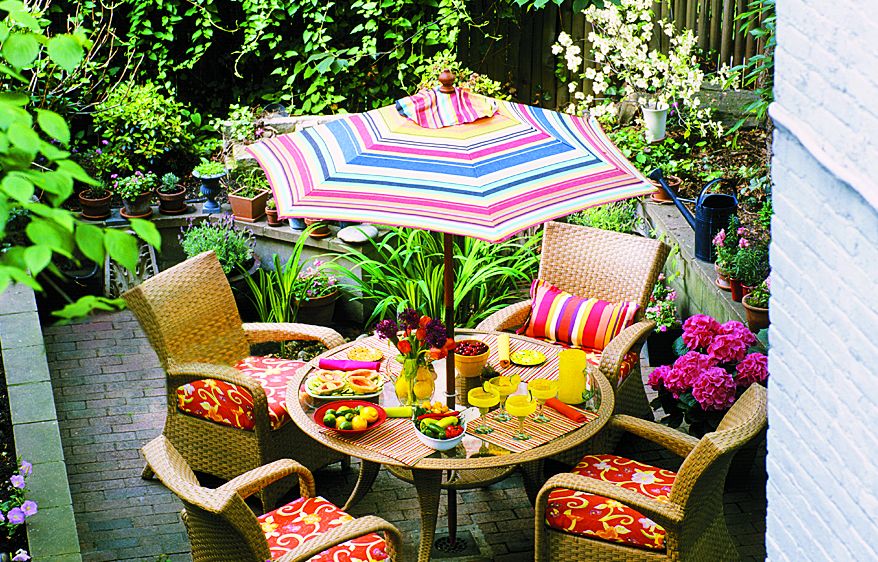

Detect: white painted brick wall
[769,1,878,559]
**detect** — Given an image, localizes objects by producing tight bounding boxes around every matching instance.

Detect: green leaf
[7,121,39,154]
[55,159,98,185]
[0,174,33,202]
[25,218,73,257]
[51,295,126,322]
[1,32,39,69]
[0,91,28,106]
[128,218,161,251]
[24,244,51,274]
[104,228,139,272]
[74,223,105,264]
[46,34,84,72]
[36,109,70,144]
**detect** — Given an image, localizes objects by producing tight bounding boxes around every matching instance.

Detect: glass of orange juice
[505,394,537,441]
[486,375,520,422]
[527,378,558,423]
[467,386,500,434]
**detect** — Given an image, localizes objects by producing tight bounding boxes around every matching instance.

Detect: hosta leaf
[1,32,39,68]
[103,228,139,272]
[74,223,105,264]
[36,109,70,144]
[46,34,84,72]
[128,218,161,251]
[24,244,52,274]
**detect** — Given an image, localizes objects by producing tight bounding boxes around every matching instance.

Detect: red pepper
[444,425,463,438]
[416,412,456,421]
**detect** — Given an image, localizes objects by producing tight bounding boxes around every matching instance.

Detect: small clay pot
[742,294,769,332]
[266,208,285,227]
[649,175,681,204]
[714,263,732,291]
[304,218,331,238]
[729,278,744,303]
[120,192,153,219]
[156,187,188,215]
[78,191,112,220]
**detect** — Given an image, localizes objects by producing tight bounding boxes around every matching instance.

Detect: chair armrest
[475,300,531,332]
[166,361,272,436]
[598,320,655,385]
[609,415,700,458]
[275,515,403,562]
[536,472,683,530]
[242,322,345,350]
[218,459,316,500]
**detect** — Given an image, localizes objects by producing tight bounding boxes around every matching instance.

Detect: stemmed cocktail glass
[527,378,558,423]
[486,375,520,422]
[505,393,537,441]
[467,386,500,434]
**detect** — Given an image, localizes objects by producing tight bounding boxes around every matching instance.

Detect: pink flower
[736,353,768,386]
[707,333,749,364]
[682,314,721,351]
[737,227,748,236]
[712,229,726,247]
[665,352,712,395]
[668,290,677,301]
[738,238,750,248]
[691,366,737,411]
[720,321,757,346]
[648,365,672,389]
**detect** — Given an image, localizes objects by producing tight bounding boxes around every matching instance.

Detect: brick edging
[0,285,82,561]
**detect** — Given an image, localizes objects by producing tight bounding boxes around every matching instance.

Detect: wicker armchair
[124,251,348,509]
[142,436,402,562]
[534,384,767,561]
[477,221,670,422]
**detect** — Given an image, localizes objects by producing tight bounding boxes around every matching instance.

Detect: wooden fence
[458,0,765,109]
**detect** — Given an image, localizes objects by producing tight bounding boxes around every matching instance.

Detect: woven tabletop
[285,329,614,471]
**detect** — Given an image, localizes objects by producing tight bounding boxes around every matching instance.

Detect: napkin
[318,358,381,371]
[545,398,587,423]
[497,333,511,368]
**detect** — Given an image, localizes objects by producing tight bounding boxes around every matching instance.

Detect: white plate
[304,375,384,400]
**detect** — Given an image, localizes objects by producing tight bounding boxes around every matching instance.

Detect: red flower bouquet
[649,314,768,436]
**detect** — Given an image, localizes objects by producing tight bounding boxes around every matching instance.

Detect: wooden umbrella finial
[438,70,455,94]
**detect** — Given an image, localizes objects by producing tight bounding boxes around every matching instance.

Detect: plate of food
[305,368,385,399]
[346,346,384,362]
[314,401,387,435]
[510,349,547,367]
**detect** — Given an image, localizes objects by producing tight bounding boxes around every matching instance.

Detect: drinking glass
[467,387,500,434]
[581,368,598,411]
[486,375,520,422]
[505,394,537,441]
[527,378,558,423]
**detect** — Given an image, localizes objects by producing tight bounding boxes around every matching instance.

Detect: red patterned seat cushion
[258,496,389,561]
[175,356,302,431]
[584,348,640,386]
[546,454,676,551]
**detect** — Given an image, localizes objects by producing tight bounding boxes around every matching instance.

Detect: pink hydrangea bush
[649,314,768,435]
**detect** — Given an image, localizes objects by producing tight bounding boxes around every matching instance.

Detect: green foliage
[609,126,720,182]
[714,215,741,270]
[179,214,254,275]
[0,1,159,318]
[566,200,640,233]
[644,273,680,330]
[732,243,769,286]
[325,227,540,329]
[230,167,270,198]
[416,51,510,99]
[757,198,772,230]
[727,0,775,133]
[112,171,158,199]
[159,172,180,194]
[244,227,316,323]
[746,279,769,308]
[266,197,276,210]
[211,104,259,145]
[93,82,197,175]
[193,160,226,177]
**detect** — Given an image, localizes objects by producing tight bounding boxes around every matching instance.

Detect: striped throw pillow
[522,279,639,350]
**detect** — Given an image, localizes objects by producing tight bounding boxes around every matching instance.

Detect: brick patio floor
[43,310,766,561]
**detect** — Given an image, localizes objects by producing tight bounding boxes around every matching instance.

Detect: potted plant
[742,278,770,332]
[644,273,682,366]
[77,183,112,220]
[732,240,769,299]
[179,214,257,280]
[292,259,340,326]
[192,160,227,214]
[228,168,271,222]
[156,172,188,215]
[648,314,768,437]
[265,197,285,227]
[114,171,157,219]
[713,216,742,294]
[303,218,331,238]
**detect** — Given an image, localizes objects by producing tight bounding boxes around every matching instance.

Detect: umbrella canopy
[248,91,655,243]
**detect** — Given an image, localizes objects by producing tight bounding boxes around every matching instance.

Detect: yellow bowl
[454,339,490,378]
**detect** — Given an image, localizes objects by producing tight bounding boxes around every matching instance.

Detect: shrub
[193,161,226,178]
[566,200,640,233]
[93,82,197,175]
[179,215,255,275]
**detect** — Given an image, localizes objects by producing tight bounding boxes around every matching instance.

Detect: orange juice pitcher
[557,349,586,404]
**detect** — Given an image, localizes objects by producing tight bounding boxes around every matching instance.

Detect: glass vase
[394,358,436,407]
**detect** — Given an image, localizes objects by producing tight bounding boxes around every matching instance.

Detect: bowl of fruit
[454,339,490,378]
[412,403,478,451]
[314,400,387,435]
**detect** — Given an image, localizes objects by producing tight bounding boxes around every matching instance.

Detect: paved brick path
[44,310,766,561]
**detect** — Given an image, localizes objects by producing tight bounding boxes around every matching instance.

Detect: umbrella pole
[441,233,462,550]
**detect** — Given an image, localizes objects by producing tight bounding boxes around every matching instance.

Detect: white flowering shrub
[553,0,722,138]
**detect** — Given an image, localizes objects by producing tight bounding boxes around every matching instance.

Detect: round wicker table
[286,329,614,562]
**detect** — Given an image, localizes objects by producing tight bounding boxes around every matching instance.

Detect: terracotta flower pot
[714,263,732,291]
[729,278,744,303]
[228,189,271,222]
[78,191,112,221]
[742,294,769,332]
[304,219,331,238]
[295,290,339,326]
[156,187,188,215]
[266,208,285,227]
[649,174,681,204]
[741,284,755,300]
[120,192,153,219]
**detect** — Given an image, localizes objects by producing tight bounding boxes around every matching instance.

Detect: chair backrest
[123,251,250,369]
[669,384,768,541]
[142,436,271,562]
[538,222,670,318]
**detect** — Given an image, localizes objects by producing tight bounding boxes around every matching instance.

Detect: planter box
[228,189,270,222]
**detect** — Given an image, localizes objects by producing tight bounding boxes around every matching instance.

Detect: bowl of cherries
[454,339,490,378]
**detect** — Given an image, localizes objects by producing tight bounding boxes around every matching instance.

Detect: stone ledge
[638,199,747,324]
[0,286,82,561]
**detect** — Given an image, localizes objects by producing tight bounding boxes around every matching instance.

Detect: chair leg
[141,463,155,480]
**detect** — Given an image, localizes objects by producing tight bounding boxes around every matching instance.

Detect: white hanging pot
[641,102,669,142]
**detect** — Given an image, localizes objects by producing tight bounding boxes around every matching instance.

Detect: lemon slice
[347,347,383,361]
[510,350,546,366]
